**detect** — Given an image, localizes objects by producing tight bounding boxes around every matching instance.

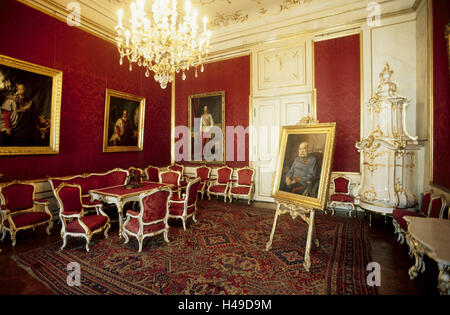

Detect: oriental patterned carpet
[13,199,377,295]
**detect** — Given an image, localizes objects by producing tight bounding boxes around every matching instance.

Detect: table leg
[115,200,124,238]
[303,209,315,272]
[266,204,281,251]
[438,263,449,295]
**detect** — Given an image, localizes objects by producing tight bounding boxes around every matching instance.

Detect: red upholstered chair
[229,167,255,205]
[207,166,233,203]
[55,183,110,252]
[122,187,172,252]
[392,191,433,244]
[168,164,188,193]
[169,177,202,230]
[427,195,447,219]
[159,170,182,197]
[195,165,211,199]
[0,181,53,246]
[144,165,160,182]
[327,176,356,218]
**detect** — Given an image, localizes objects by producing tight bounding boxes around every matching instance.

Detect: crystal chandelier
[115,0,211,89]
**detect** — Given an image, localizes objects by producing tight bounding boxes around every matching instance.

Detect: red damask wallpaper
[432,0,450,190]
[314,34,361,173]
[0,0,171,181]
[174,55,250,168]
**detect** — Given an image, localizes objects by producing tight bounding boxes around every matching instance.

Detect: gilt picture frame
[188,91,225,164]
[0,54,62,155]
[103,89,145,153]
[272,122,336,210]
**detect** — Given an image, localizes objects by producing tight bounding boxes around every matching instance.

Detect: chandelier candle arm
[116,0,211,89]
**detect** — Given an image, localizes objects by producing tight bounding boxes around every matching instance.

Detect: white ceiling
[20,0,418,57]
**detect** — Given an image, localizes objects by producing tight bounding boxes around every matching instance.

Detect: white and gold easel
[265,115,324,272]
[266,199,320,272]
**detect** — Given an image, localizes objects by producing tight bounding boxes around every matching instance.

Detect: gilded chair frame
[55,183,110,252]
[122,187,172,252]
[195,165,211,199]
[169,177,201,230]
[403,194,447,277]
[0,180,53,246]
[229,166,255,205]
[159,170,182,197]
[393,190,433,244]
[428,194,447,219]
[207,166,233,203]
[327,175,356,218]
[168,164,188,191]
[144,165,160,182]
[48,167,129,213]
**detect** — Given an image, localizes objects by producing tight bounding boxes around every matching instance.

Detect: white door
[251,93,313,202]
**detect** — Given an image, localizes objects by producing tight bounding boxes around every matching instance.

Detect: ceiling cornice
[17,0,418,62]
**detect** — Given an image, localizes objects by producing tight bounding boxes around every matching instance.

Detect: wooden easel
[266,199,319,272]
[265,114,321,272]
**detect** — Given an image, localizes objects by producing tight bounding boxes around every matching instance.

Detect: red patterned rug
[13,199,377,295]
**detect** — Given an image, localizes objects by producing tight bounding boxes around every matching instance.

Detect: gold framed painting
[0,54,62,155]
[188,91,225,164]
[102,89,145,153]
[272,122,337,210]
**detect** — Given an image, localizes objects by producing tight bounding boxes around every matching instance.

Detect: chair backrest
[55,183,83,216]
[168,164,184,175]
[159,170,181,187]
[0,181,35,212]
[420,191,433,216]
[145,166,160,182]
[237,167,255,186]
[216,166,233,184]
[140,188,171,223]
[428,195,447,218]
[196,165,211,182]
[186,178,202,207]
[48,168,129,196]
[333,176,350,194]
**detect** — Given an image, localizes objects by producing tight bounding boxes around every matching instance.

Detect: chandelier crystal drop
[115,0,211,89]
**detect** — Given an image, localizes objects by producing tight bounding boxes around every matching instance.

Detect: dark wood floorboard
[0,202,440,295]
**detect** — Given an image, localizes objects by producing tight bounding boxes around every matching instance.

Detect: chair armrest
[61,213,82,219]
[82,203,101,209]
[126,210,140,218]
[0,205,10,214]
[34,199,50,205]
[170,199,186,204]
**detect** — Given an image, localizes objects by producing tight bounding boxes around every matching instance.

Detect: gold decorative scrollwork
[395,179,403,193]
[363,186,377,201]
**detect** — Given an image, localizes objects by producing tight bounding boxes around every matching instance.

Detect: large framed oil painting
[102,89,145,153]
[272,122,336,210]
[188,91,225,164]
[0,54,62,155]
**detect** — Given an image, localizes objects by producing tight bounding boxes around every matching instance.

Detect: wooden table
[405,216,450,295]
[89,181,170,237]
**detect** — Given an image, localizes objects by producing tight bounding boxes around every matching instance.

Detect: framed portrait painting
[102,89,145,153]
[272,122,336,210]
[188,91,225,164]
[0,54,62,155]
